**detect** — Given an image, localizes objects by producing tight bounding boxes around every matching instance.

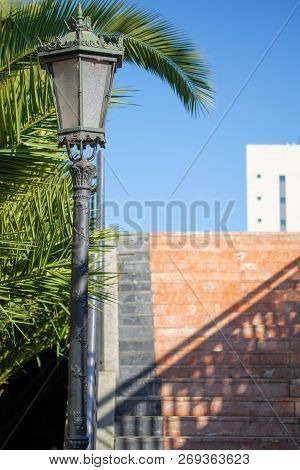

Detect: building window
[257,196,261,200]
[257,218,262,223]
[257,174,261,179]
[279,175,286,232]
[280,219,286,229]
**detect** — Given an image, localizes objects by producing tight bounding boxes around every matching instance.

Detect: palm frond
[0,0,213,115]
[0,61,54,148]
[0,0,214,385]
[0,168,117,384]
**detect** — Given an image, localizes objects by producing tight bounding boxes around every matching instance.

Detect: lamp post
[38,4,123,449]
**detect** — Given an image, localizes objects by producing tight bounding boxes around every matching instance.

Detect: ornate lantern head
[38,3,123,149]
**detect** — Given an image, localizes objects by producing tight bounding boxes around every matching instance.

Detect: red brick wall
[150,233,300,450]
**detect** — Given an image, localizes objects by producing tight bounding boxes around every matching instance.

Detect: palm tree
[0,0,213,384]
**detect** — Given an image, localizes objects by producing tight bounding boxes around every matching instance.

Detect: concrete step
[117,236,149,254]
[119,326,154,341]
[116,377,161,398]
[119,340,155,353]
[118,283,151,293]
[155,337,300,353]
[120,315,154,327]
[116,416,163,437]
[156,351,300,367]
[119,366,157,382]
[153,314,300,329]
[116,396,299,417]
[157,365,300,379]
[115,437,164,450]
[119,252,150,263]
[119,273,151,284]
[116,397,162,416]
[161,396,299,417]
[119,353,156,367]
[119,303,152,315]
[116,415,300,439]
[163,416,300,437]
[165,436,300,450]
[118,262,150,274]
[153,312,300,327]
[161,378,295,398]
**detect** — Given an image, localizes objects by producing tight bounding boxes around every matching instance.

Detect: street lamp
[38,4,123,450]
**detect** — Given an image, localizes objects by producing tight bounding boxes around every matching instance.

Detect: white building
[246,144,300,232]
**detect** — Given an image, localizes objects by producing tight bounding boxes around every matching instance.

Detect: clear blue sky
[104,0,300,232]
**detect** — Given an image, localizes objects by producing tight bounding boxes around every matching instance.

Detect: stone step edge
[157,365,300,368]
[159,377,297,383]
[116,396,300,402]
[116,436,299,441]
[165,436,300,440]
[116,415,299,422]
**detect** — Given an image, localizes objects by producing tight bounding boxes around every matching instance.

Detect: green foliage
[0,115,117,384]
[0,0,213,384]
[0,0,213,114]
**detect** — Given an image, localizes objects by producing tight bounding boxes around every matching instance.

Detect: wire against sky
[170,0,300,196]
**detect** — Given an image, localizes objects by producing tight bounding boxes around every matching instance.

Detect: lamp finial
[77,3,84,26]
[77,3,83,19]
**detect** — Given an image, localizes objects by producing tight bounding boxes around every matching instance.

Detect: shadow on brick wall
[1,254,299,449]
[110,256,300,450]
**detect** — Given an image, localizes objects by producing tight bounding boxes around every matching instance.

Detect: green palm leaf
[0,0,213,384]
[0,168,118,384]
[0,0,213,114]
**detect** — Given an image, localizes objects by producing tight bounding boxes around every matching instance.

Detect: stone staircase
[113,233,300,450]
[115,234,163,450]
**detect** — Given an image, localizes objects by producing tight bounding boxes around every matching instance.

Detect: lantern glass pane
[52,58,79,129]
[81,59,113,129]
